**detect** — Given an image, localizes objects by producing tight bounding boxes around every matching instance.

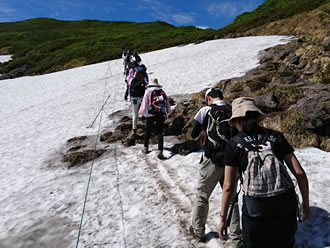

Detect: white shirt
[194,100,227,124]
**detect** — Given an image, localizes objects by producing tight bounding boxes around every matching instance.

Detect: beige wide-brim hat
[147,78,162,88]
[228,97,265,126]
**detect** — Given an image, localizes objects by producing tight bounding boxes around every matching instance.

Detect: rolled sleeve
[194,106,211,124]
[138,91,150,117]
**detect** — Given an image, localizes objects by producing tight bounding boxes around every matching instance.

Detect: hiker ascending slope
[130,52,141,67]
[122,48,131,81]
[189,88,242,246]
[138,78,171,160]
[219,97,311,248]
[124,62,149,135]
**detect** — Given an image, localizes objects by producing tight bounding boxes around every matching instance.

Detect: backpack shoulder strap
[258,129,270,146]
[150,88,155,101]
[159,88,165,95]
[232,135,257,151]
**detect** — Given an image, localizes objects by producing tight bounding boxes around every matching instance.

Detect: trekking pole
[87,95,111,128]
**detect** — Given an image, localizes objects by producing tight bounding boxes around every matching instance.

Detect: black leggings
[242,206,297,248]
[144,115,165,150]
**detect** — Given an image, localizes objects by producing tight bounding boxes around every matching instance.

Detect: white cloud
[208,0,263,18]
[196,26,210,30]
[172,13,194,24]
[140,0,172,22]
[139,0,194,25]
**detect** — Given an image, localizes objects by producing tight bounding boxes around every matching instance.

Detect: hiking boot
[132,129,137,139]
[157,151,166,160]
[189,226,206,243]
[143,147,149,154]
[157,153,166,160]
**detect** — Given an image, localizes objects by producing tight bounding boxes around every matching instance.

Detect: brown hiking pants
[191,154,242,247]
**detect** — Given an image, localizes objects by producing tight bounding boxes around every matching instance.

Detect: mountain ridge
[0,0,329,76]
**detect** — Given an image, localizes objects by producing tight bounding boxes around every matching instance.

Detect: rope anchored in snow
[76,60,127,248]
[75,61,112,248]
[108,59,128,248]
[87,94,111,128]
[75,99,104,248]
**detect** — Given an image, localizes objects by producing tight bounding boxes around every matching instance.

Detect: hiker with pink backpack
[124,57,149,136]
[138,78,172,160]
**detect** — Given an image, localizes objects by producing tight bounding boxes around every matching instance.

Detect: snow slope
[0,36,329,248]
[0,55,11,63]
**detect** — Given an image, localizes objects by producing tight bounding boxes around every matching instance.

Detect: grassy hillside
[220,0,330,34]
[0,18,215,75]
[242,2,330,43]
[0,0,329,76]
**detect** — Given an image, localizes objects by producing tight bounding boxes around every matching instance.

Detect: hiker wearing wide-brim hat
[228,97,265,127]
[139,78,171,160]
[146,78,162,88]
[219,96,311,247]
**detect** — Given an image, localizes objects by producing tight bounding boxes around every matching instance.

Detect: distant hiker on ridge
[124,54,148,136]
[122,48,131,81]
[130,52,142,68]
[138,78,171,160]
[190,88,242,246]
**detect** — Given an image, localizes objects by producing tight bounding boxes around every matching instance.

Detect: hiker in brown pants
[190,88,242,247]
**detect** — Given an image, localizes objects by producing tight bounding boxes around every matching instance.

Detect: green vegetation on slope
[0,18,215,75]
[0,0,329,75]
[220,0,330,34]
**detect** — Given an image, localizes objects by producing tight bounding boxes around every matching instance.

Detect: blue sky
[0,0,266,29]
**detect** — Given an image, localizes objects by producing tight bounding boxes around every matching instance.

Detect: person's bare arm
[219,165,237,240]
[284,153,311,221]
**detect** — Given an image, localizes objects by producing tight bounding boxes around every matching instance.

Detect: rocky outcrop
[63,149,106,168]
[241,4,330,43]
[216,39,330,149]
[0,63,31,80]
[60,135,108,168]
[296,93,330,131]
[215,3,330,150]
[60,99,199,167]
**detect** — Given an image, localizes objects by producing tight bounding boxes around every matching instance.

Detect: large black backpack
[148,89,167,116]
[130,66,147,97]
[205,104,232,165]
